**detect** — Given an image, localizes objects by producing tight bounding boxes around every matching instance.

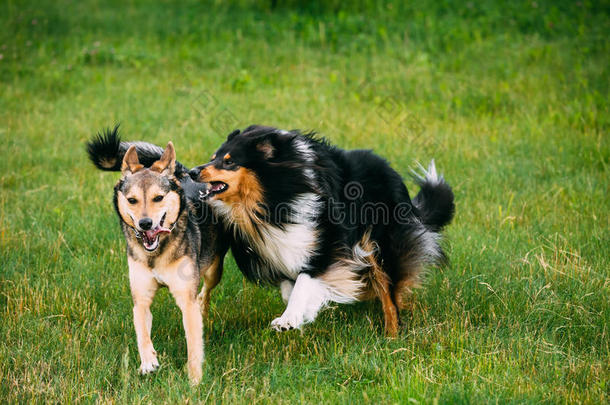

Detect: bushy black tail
[411,160,455,232]
[86,125,189,176]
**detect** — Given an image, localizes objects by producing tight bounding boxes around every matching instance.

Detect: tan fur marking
[149,256,203,383]
[223,153,231,160]
[169,286,203,384]
[256,141,274,159]
[199,165,265,236]
[391,248,425,310]
[99,157,117,169]
[128,258,160,373]
[320,259,366,300]
[150,142,176,175]
[160,189,181,225]
[197,255,223,317]
[358,230,399,337]
[122,145,144,174]
[120,147,207,384]
[127,224,204,383]
[117,188,139,228]
[392,277,419,310]
[377,276,399,337]
[116,173,181,231]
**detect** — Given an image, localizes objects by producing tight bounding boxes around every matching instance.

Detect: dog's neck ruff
[211,193,322,281]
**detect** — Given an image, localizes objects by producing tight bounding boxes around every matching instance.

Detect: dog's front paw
[271,313,304,331]
[138,353,160,375]
[187,361,203,385]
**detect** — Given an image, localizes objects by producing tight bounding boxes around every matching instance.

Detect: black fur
[412,171,455,232]
[86,125,189,178]
[87,124,455,333]
[191,125,455,288]
[87,124,123,170]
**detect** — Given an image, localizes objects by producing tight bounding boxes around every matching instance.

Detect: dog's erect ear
[227,129,241,142]
[121,145,144,175]
[150,142,176,175]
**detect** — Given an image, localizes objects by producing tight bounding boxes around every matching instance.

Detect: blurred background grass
[0,0,608,403]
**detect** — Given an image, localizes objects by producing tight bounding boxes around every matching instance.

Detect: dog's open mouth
[197,181,228,200]
[209,181,228,195]
[140,214,171,251]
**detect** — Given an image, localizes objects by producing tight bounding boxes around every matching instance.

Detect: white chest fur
[212,193,321,280]
[151,269,168,285]
[252,221,318,279]
[127,253,196,289]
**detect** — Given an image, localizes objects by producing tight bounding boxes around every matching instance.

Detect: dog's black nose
[189,167,202,180]
[139,218,153,230]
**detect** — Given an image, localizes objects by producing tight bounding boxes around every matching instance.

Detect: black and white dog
[190,125,454,335]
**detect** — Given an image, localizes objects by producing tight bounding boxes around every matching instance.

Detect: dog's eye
[224,159,234,166]
[152,195,164,202]
[127,198,137,204]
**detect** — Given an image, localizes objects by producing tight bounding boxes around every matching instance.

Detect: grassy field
[1,0,608,402]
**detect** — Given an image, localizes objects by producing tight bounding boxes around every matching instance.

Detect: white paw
[271,312,304,331]
[138,354,159,375]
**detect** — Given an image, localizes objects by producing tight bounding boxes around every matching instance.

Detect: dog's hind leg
[358,232,399,337]
[392,277,417,312]
[128,258,160,375]
[359,253,399,337]
[198,254,225,317]
[374,275,399,338]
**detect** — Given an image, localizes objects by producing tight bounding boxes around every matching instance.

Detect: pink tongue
[145,227,171,240]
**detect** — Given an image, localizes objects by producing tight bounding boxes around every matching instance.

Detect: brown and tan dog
[88,129,228,383]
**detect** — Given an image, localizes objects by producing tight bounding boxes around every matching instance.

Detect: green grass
[1,0,608,402]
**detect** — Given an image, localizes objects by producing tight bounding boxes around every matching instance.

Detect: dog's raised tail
[411,160,455,232]
[86,125,187,174]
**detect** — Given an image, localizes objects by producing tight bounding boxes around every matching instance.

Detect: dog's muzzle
[189,166,203,181]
